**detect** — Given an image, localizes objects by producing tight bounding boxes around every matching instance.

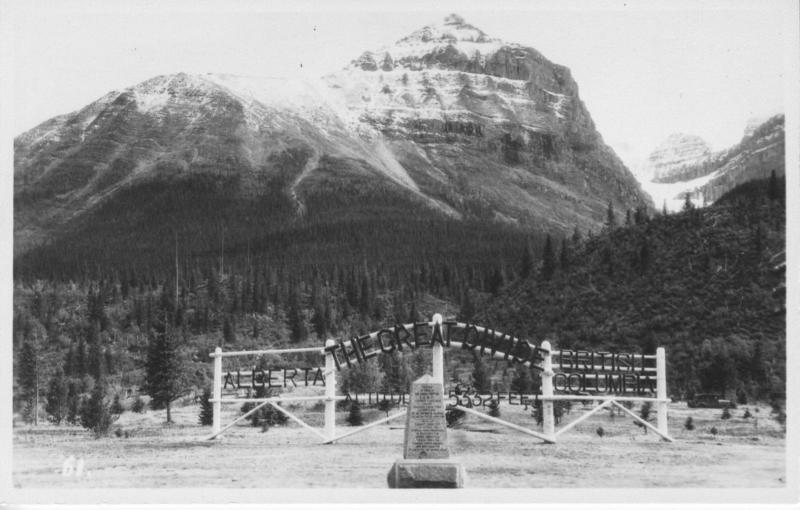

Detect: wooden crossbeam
[268,401,329,441]
[456,405,555,443]
[206,399,272,440]
[610,400,674,442]
[323,410,408,444]
[555,399,613,437]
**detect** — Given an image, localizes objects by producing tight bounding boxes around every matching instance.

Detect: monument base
[387,459,466,488]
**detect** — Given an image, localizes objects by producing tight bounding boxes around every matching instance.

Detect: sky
[4,0,794,168]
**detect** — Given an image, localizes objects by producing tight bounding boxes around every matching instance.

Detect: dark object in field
[687,394,736,409]
[445,405,466,428]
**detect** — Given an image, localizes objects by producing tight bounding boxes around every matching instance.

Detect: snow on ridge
[354,14,514,70]
[642,168,721,212]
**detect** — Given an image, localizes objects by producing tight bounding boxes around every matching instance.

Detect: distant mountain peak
[350,13,518,72]
[396,13,498,45]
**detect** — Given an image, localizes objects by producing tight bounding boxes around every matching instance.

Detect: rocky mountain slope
[634,115,784,210]
[642,133,712,183]
[14,14,651,275]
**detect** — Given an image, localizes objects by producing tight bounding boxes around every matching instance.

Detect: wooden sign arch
[322,318,549,372]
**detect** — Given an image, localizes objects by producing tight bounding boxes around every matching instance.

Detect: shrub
[532,399,543,426]
[377,399,393,418]
[684,416,695,431]
[596,426,605,437]
[80,384,113,437]
[131,395,146,413]
[743,408,752,419]
[199,388,213,426]
[487,399,500,418]
[639,402,652,421]
[110,394,124,416]
[346,401,364,426]
[710,426,718,435]
[445,405,465,428]
[263,403,288,427]
[736,388,748,405]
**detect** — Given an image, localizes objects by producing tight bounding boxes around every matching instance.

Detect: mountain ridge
[14,14,651,276]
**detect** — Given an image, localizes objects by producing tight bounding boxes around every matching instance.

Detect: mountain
[14,14,651,277]
[634,115,784,211]
[641,133,712,183]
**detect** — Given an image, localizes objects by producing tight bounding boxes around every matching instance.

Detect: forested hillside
[12,176,785,426]
[481,174,786,401]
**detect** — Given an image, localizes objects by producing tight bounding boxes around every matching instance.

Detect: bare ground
[12,401,785,489]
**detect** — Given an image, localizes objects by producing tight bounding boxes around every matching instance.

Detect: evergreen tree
[377,399,393,418]
[459,289,475,322]
[346,401,364,426]
[409,348,429,380]
[311,299,328,339]
[487,399,500,417]
[520,243,534,279]
[80,378,113,437]
[606,201,617,229]
[471,353,491,393]
[559,237,569,272]
[487,266,505,295]
[222,314,236,346]
[110,394,125,416]
[682,193,695,212]
[199,388,214,426]
[510,366,536,394]
[721,405,731,420]
[684,416,695,431]
[75,337,87,377]
[379,351,409,394]
[287,287,307,343]
[45,368,69,424]
[131,395,146,413]
[66,380,82,424]
[143,310,184,423]
[342,361,382,394]
[86,323,106,381]
[17,338,40,424]
[540,234,555,281]
[358,275,371,315]
[768,169,780,200]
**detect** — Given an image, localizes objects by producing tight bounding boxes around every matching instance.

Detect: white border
[1,0,798,506]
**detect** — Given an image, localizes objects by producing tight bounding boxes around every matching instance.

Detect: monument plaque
[387,374,466,488]
[404,376,449,459]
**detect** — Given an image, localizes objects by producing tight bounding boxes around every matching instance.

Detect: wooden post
[325,339,336,441]
[541,340,555,441]
[656,346,668,437]
[432,313,444,385]
[212,347,222,437]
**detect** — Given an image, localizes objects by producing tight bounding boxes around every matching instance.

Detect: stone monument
[387,374,466,488]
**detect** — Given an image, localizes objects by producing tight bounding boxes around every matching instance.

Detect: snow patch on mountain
[351,13,513,72]
[641,170,719,212]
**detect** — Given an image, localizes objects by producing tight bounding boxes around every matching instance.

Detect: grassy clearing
[12,401,785,488]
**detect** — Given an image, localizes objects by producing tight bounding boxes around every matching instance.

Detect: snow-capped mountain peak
[351,14,512,72]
